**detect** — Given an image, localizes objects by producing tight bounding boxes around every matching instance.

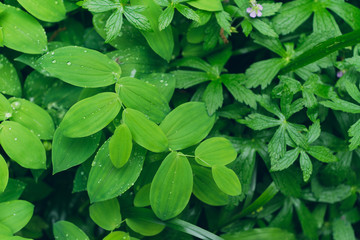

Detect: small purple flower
[247,0,263,18]
[337,70,345,78]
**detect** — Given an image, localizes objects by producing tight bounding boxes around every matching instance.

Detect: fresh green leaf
[105,9,124,43]
[268,125,286,164]
[125,208,165,236]
[241,19,252,37]
[222,74,257,108]
[0,55,21,97]
[187,0,223,12]
[292,198,318,240]
[53,221,89,240]
[124,6,152,31]
[82,0,117,13]
[320,98,360,114]
[222,228,296,240]
[158,6,174,31]
[348,119,360,150]
[238,113,280,131]
[0,200,34,234]
[332,218,356,240]
[17,0,66,22]
[250,19,278,38]
[202,80,223,115]
[89,198,122,231]
[313,8,341,37]
[0,94,12,121]
[327,1,360,30]
[271,148,300,172]
[300,150,312,182]
[251,32,287,58]
[109,124,133,168]
[176,4,200,22]
[103,231,130,240]
[212,165,241,196]
[134,183,151,207]
[215,11,231,34]
[173,70,210,89]
[307,145,337,163]
[0,155,8,193]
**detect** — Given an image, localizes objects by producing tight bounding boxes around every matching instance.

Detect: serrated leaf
[212,165,241,196]
[313,8,341,37]
[37,46,121,87]
[117,77,170,123]
[307,145,337,163]
[251,32,287,58]
[241,19,252,37]
[344,81,360,104]
[124,6,152,31]
[59,92,121,138]
[195,137,237,167]
[123,108,168,152]
[109,124,132,168]
[125,208,165,236]
[202,80,223,115]
[268,125,286,164]
[53,221,89,240]
[332,218,356,240]
[327,1,360,30]
[176,4,200,22]
[87,140,146,203]
[187,0,223,12]
[300,150,312,182]
[17,0,66,22]
[150,152,192,220]
[158,6,174,31]
[222,74,257,108]
[8,98,54,140]
[89,198,122,231]
[320,98,360,113]
[307,120,320,144]
[0,121,46,169]
[286,123,308,149]
[250,19,278,38]
[172,70,210,89]
[82,0,117,13]
[52,128,101,174]
[0,155,8,193]
[271,148,300,172]
[260,3,282,17]
[0,200,34,234]
[0,55,21,97]
[160,102,216,150]
[215,10,231,34]
[105,9,123,43]
[0,3,47,54]
[134,183,151,207]
[348,119,360,151]
[239,113,280,131]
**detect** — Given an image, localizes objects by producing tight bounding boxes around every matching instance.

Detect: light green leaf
[17,0,66,22]
[9,98,54,140]
[59,92,121,138]
[109,124,132,169]
[0,121,46,169]
[0,55,21,97]
[222,228,296,240]
[260,3,282,17]
[250,19,278,38]
[125,208,165,236]
[134,183,151,207]
[82,0,117,13]
[150,152,193,220]
[212,165,241,196]
[116,77,170,123]
[271,148,300,172]
[313,8,341,37]
[202,80,223,115]
[214,10,231,34]
[52,128,101,174]
[104,231,130,240]
[307,145,337,163]
[173,70,210,89]
[238,113,280,130]
[105,9,123,43]
[139,73,176,102]
[320,98,360,114]
[0,200,34,234]
[187,0,223,12]
[87,141,146,203]
[176,4,200,22]
[348,119,360,151]
[124,6,152,31]
[158,6,174,31]
[0,155,8,193]
[53,221,89,240]
[89,198,122,231]
[0,3,47,54]
[344,81,360,104]
[195,137,237,167]
[160,102,216,150]
[192,165,229,206]
[327,1,360,30]
[37,46,121,87]
[123,108,168,152]
[300,150,312,182]
[332,218,356,240]
[0,93,12,121]
[241,19,253,37]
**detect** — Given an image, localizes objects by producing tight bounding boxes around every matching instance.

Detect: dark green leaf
[238,113,280,130]
[271,148,300,172]
[202,80,223,115]
[0,55,21,97]
[222,74,257,108]
[307,146,337,163]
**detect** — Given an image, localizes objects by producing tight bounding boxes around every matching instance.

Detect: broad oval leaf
[0,178,26,202]
[36,46,121,87]
[59,92,121,138]
[192,165,229,206]
[53,221,89,240]
[195,137,237,167]
[160,102,216,150]
[109,124,133,168]
[89,198,122,231]
[187,0,223,11]
[103,231,131,240]
[0,155,8,193]
[52,128,101,174]
[150,152,193,220]
[125,208,165,236]
[0,121,46,169]
[212,165,242,196]
[87,140,146,203]
[17,0,66,22]
[0,55,21,97]
[0,93,12,121]
[116,77,170,123]
[0,3,47,54]
[0,200,34,234]
[9,98,55,140]
[123,108,168,153]
[134,183,151,207]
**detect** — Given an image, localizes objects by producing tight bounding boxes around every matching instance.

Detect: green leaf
[222,228,296,240]
[150,152,193,220]
[286,123,308,148]
[172,57,213,73]
[123,108,168,153]
[0,3,47,54]
[344,81,360,104]
[187,0,223,12]
[215,10,231,34]
[124,6,152,31]
[212,165,241,196]
[320,98,360,114]
[0,94,12,121]
[125,208,165,236]
[82,0,117,13]
[87,141,146,203]
[0,155,8,193]
[245,58,287,89]
[307,146,337,163]
[105,9,123,43]
[332,218,356,240]
[222,74,257,108]
[37,46,121,87]
[116,77,170,123]
[327,1,360,30]
[53,221,89,240]
[238,113,280,131]
[250,19,278,38]
[292,198,318,240]
[103,231,130,240]
[192,165,229,206]
[17,0,66,22]
[0,121,46,169]
[139,73,176,102]
[260,3,282,17]
[348,120,360,151]
[89,198,122,231]
[313,8,341,37]
[176,4,200,22]
[0,55,21,97]
[173,70,210,89]
[202,80,223,115]
[0,200,34,234]
[52,128,101,174]
[131,0,174,62]
[8,98,55,140]
[109,124,133,168]
[300,151,312,182]
[158,6,174,31]
[307,120,321,144]
[134,183,151,207]
[241,19,252,37]
[195,137,237,167]
[271,148,300,172]
[160,102,215,150]
[268,125,286,164]
[251,32,287,58]
[59,92,121,138]
[0,179,26,202]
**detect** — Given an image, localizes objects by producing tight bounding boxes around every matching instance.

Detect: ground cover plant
[0,0,360,239]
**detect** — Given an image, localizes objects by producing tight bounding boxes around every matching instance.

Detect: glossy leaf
[187,0,223,12]
[0,55,21,97]
[59,92,121,138]
[125,208,165,236]
[17,0,66,22]
[222,228,296,240]
[53,221,89,240]
[36,46,121,87]
[0,93,12,121]
[160,102,216,150]
[109,124,133,168]
[0,179,26,202]
[150,152,193,220]
[134,183,151,207]
[0,200,34,234]
[103,231,131,240]
[89,198,122,231]
[87,140,146,203]
[0,121,46,169]
[212,165,241,196]
[123,108,168,153]
[0,155,8,193]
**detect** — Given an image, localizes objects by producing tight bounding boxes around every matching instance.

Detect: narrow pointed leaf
[307,146,337,163]
[17,0,66,22]
[212,165,241,196]
[202,80,223,115]
[89,198,122,231]
[53,221,89,240]
[0,93,12,121]
[0,200,34,234]
[0,155,8,193]
[109,124,133,168]
[271,148,300,172]
[0,55,21,97]
[300,151,312,182]
[158,6,175,31]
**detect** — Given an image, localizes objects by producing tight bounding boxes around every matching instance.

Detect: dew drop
[67,61,72,66]
[52,60,56,64]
